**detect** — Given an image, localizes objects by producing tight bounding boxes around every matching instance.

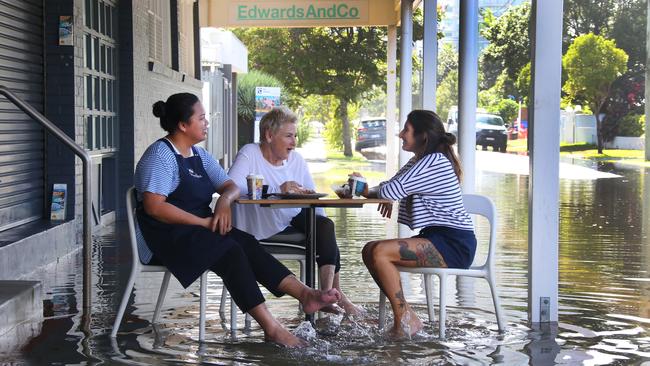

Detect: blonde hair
[259,106,297,141]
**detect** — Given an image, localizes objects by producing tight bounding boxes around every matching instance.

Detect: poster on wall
[50,184,67,221]
[254,87,281,142]
[59,16,73,46]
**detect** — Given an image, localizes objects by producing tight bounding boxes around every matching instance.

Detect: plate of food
[264,192,328,199]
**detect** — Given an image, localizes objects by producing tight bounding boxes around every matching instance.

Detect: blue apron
[136,139,236,288]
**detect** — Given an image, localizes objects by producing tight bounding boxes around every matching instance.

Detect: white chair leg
[111,268,138,337]
[244,313,252,332]
[230,297,238,338]
[487,276,506,332]
[378,291,387,330]
[298,260,305,314]
[199,272,207,342]
[423,274,435,323]
[219,286,228,323]
[438,274,447,339]
[152,271,171,323]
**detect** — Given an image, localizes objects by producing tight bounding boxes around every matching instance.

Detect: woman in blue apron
[134,93,340,347]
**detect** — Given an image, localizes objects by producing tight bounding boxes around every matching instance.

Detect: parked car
[355,118,386,151]
[447,112,508,152]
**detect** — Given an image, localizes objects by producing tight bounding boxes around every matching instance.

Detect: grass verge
[506,139,650,167]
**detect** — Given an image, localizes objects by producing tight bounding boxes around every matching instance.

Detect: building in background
[439,0,526,50]
[0,0,234,281]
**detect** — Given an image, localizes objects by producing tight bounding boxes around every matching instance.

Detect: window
[147,0,171,67]
[83,0,118,152]
[178,0,195,76]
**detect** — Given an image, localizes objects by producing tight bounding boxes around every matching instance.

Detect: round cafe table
[236,196,391,322]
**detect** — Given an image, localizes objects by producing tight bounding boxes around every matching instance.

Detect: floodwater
[2,151,650,365]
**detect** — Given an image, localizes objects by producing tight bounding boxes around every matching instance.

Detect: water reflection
[3,155,650,365]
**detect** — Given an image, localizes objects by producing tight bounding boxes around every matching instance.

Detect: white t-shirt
[228,143,324,240]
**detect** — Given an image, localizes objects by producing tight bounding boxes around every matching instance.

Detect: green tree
[515,62,531,103]
[563,0,615,47]
[235,27,386,157]
[610,0,647,68]
[479,2,531,92]
[436,70,458,123]
[236,70,283,148]
[563,33,628,153]
[487,99,519,125]
[437,43,458,88]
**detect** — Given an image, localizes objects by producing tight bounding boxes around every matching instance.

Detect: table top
[236,197,391,207]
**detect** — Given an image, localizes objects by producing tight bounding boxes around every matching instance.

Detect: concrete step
[0,280,42,352]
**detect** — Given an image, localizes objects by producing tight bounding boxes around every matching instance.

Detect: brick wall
[118,0,203,218]
[44,0,85,243]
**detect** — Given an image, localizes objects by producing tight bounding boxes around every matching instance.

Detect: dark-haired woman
[357,110,476,338]
[134,93,340,347]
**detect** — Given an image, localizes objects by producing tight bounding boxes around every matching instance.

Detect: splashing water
[292,320,317,340]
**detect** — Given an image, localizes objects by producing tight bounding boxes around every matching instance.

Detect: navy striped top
[378,153,473,231]
[133,139,231,263]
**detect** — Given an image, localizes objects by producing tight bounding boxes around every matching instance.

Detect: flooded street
[2,151,650,365]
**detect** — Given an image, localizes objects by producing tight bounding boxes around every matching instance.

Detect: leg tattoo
[398,241,417,261]
[395,285,406,312]
[399,240,447,267]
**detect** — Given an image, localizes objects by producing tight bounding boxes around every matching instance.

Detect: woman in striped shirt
[359,109,476,338]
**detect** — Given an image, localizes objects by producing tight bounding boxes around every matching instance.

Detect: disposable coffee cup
[246,174,264,199]
[348,175,367,197]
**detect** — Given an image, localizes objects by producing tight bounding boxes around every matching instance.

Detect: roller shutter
[0,0,44,231]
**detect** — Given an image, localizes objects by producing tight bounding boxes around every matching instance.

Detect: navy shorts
[412,226,477,269]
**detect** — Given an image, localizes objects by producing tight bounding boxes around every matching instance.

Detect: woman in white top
[229,107,359,315]
[358,110,476,338]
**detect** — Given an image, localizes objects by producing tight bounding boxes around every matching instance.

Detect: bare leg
[248,303,307,347]
[318,265,344,314]
[317,265,362,315]
[362,238,447,337]
[333,272,363,315]
[277,275,341,314]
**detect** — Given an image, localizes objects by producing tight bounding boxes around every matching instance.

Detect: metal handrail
[0,85,93,313]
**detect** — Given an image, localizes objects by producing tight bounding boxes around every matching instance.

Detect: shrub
[617,113,645,137]
[296,119,312,147]
[486,99,519,125]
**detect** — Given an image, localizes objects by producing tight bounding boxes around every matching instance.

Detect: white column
[528,0,563,324]
[422,0,437,111]
[386,25,398,177]
[399,0,414,238]
[458,0,478,193]
[399,0,414,169]
[646,0,650,161]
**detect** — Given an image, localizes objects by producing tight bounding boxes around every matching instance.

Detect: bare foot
[387,309,423,339]
[301,288,341,314]
[338,299,365,317]
[264,323,308,348]
[320,303,344,315]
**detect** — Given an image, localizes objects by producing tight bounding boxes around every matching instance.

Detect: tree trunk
[595,112,603,154]
[339,99,353,157]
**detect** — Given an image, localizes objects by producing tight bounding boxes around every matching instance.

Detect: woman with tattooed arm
[356,110,476,338]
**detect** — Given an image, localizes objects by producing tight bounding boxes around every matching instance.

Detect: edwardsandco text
[237,3,361,21]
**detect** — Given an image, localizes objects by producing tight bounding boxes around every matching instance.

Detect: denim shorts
[412,226,477,269]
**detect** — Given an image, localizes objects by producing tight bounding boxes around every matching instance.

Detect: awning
[198,0,400,28]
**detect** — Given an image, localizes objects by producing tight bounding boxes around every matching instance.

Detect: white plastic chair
[378,194,506,338]
[219,228,306,335]
[111,187,208,341]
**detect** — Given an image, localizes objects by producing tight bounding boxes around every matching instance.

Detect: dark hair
[407,109,463,181]
[152,93,200,133]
